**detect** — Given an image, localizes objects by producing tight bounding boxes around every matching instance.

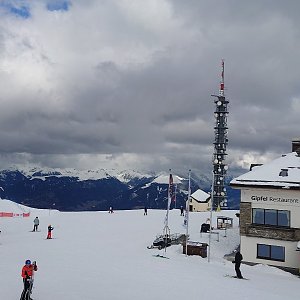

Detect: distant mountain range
[0,167,240,211]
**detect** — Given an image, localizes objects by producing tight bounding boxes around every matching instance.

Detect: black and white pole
[163,169,172,253]
[185,169,191,257]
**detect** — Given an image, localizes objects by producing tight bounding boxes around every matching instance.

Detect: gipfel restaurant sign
[250,195,300,206]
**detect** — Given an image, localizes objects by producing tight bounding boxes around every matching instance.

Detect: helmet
[25,260,31,265]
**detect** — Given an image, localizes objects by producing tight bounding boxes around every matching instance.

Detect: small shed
[217,216,233,229]
[183,241,208,257]
[189,189,211,212]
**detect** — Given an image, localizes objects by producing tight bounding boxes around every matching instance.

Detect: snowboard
[224,274,249,280]
[153,254,170,259]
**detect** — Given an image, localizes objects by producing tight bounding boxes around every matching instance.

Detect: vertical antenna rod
[219,59,225,96]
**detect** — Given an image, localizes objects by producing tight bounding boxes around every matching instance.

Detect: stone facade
[239,202,251,235]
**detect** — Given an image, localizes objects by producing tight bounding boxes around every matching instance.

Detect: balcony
[244,224,299,241]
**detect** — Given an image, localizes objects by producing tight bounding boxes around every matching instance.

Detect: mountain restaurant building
[189,189,210,212]
[230,140,300,273]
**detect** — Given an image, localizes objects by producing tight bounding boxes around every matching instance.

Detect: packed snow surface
[0,199,299,300]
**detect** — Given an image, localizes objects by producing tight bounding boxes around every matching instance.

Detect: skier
[144,206,148,215]
[47,224,54,239]
[180,206,184,216]
[109,206,114,213]
[33,217,39,232]
[232,250,243,279]
[20,259,38,300]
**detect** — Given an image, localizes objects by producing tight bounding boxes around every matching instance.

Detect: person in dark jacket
[46,225,54,239]
[232,250,243,278]
[180,206,184,216]
[144,206,148,215]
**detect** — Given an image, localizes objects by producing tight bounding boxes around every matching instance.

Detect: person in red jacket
[20,260,38,300]
[47,224,54,239]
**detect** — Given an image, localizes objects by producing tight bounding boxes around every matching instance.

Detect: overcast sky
[0,0,299,176]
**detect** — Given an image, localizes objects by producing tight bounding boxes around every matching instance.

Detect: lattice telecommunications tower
[211,60,229,210]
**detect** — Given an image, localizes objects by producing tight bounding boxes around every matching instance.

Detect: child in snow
[47,225,54,239]
[33,217,39,232]
[20,259,38,300]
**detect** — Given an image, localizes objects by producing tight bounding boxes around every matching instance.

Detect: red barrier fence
[0,212,30,217]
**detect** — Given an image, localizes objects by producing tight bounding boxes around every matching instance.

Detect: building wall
[241,236,299,269]
[240,188,300,270]
[242,189,300,228]
[189,198,209,212]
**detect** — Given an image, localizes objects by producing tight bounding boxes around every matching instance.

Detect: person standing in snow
[33,217,39,232]
[144,206,148,215]
[109,207,114,213]
[20,259,38,300]
[232,250,243,279]
[46,224,54,239]
[180,206,184,216]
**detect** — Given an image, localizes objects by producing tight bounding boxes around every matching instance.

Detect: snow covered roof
[151,174,182,184]
[191,189,210,203]
[230,152,300,189]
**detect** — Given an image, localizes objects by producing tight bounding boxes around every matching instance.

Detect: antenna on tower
[219,59,225,96]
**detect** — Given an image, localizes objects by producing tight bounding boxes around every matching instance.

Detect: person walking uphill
[47,224,54,239]
[232,250,243,279]
[33,217,39,232]
[20,260,38,300]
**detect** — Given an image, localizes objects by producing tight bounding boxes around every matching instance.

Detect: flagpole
[208,171,214,262]
[164,169,172,252]
[165,169,171,228]
[185,169,191,257]
[174,184,177,209]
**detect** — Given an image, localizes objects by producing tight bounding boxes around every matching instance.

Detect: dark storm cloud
[0,0,299,173]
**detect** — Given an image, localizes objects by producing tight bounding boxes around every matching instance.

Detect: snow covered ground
[0,199,298,300]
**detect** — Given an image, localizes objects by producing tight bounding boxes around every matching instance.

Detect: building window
[265,209,277,225]
[252,209,290,227]
[278,210,290,226]
[252,208,264,224]
[257,244,285,262]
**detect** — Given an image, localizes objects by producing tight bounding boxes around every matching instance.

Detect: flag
[164,173,174,227]
[183,188,190,228]
[173,184,177,202]
[167,173,175,209]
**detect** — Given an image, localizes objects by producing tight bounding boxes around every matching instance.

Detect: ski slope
[0,199,298,300]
